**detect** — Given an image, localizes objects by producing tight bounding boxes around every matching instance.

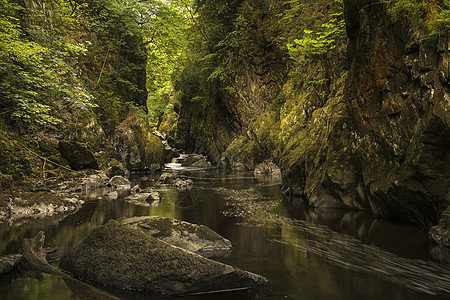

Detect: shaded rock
[159,172,175,184]
[430,206,450,247]
[0,254,22,275]
[21,232,121,300]
[59,221,267,295]
[231,162,248,172]
[58,140,99,170]
[124,191,160,207]
[111,114,164,172]
[120,216,232,256]
[174,179,193,189]
[3,192,84,221]
[109,176,131,190]
[107,165,125,178]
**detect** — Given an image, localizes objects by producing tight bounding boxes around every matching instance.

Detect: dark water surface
[1,169,449,299]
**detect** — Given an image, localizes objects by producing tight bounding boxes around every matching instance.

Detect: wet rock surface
[120,216,232,256]
[0,191,84,223]
[59,221,267,295]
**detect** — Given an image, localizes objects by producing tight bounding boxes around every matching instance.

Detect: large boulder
[59,221,267,295]
[58,140,99,170]
[120,216,232,256]
[111,113,165,172]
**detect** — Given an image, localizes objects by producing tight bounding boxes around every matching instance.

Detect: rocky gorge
[0,0,450,299]
[171,0,450,245]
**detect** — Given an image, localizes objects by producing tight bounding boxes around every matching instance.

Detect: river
[0,166,449,299]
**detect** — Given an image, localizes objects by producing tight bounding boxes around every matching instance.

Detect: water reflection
[0,171,448,300]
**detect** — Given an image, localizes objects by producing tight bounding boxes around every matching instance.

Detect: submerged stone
[59,221,267,295]
[120,216,232,256]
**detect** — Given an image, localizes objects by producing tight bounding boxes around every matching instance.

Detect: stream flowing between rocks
[1,166,450,299]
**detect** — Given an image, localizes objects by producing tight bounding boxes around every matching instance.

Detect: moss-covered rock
[59,221,267,295]
[111,112,165,171]
[120,216,232,256]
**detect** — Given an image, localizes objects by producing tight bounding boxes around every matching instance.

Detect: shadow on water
[0,170,449,299]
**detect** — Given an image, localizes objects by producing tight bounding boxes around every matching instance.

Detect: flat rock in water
[59,221,267,295]
[0,254,22,275]
[121,216,232,255]
[124,192,160,207]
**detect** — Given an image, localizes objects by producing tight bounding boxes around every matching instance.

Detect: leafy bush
[0,0,94,132]
[386,0,450,35]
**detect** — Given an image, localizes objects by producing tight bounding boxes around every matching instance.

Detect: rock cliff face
[175,0,449,226]
[343,0,450,224]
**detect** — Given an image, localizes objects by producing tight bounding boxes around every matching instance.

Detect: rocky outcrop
[159,172,175,183]
[342,0,450,224]
[111,113,165,172]
[59,221,267,295]
[120,216,232,256]
[430,206,450,247]
[275,1,450,223]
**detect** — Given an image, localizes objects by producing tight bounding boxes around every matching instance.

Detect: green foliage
[286,12,345,58]
[386,0,450,35]
[283,0,346,105]
[145,1,188,125]
[0,0,95,132]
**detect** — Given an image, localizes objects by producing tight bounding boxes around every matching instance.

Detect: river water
[1,167,449,299]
